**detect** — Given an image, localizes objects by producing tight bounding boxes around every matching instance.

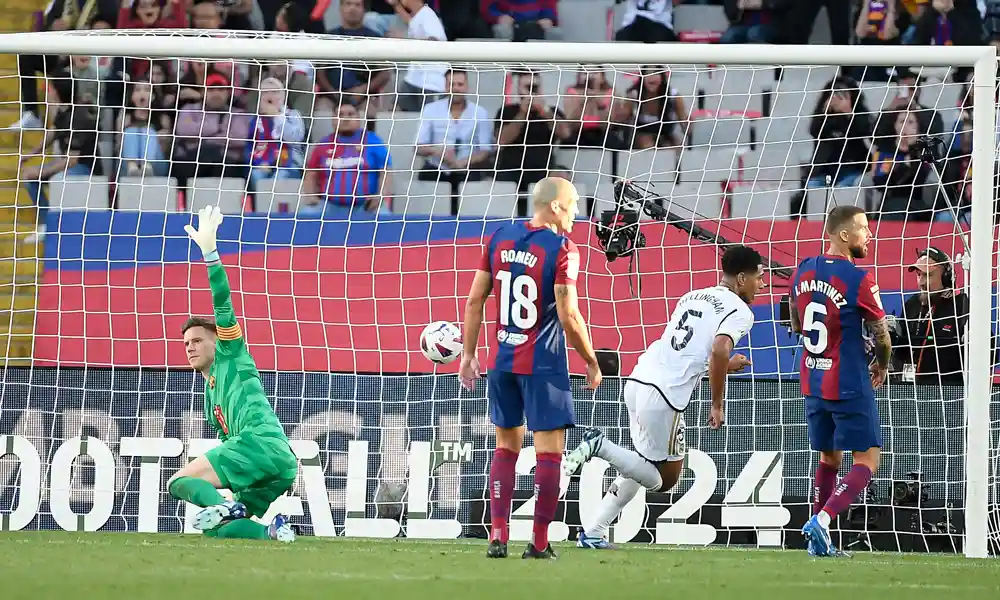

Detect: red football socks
[532,453,562,550]
[489,447,518,544]
[812,461,838,516]
[822,464,873,520]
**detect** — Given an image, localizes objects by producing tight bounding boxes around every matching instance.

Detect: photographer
[889,247,968,386]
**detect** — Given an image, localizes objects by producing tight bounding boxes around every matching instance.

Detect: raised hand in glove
[184,205,224,259]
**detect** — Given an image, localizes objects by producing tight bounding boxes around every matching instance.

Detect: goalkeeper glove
[184,205,224,261]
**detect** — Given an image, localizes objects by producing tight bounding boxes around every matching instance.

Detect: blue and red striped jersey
[791,255,886,401]
[306,131,391,207]
[478,222,580,375]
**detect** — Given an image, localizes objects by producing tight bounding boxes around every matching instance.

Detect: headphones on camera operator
[909,246,954,290]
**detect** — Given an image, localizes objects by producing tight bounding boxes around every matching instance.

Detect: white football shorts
[623,379,687,463]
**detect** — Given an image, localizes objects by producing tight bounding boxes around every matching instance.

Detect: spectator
[439,0,492,39]
[720,0,790,43]
[178,60,212,106]
[939,106,972,224]
[615,0,679,43]
[486,0,556,41]
[870,109,933,221]
[171,72,251,189]
[118,79,170,178]
[67,55,104,106]
[889,247,968,385]
[269,2,321,117]
[149,60,179,130]
[618,66,689,150]
[364,0,403,34]
[855,0,900,42]
[190,0,253,30]
[8,0,117,130]
[803,76,873,190]
[19,71,98,243]
[246,78,306,193]
[786,0,851,44]
[302,101,392,214]
[985,0,1000,40]
[117,0,189,28]
[898,0,930,43]
[886,71,944,136]
[911,0,982,46]
[391,0,448,112]
[190,0,224,28]
[416,68,494,196]
[321,0,393,112]
[495,70,570,192]
[561,67,620,148]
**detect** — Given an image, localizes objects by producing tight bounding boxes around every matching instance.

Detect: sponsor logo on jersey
[805,356,832,370]
[497,329,527,345]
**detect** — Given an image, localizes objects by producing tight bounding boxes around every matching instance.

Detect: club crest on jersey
[213,405,229,435]
[209,375,216,389]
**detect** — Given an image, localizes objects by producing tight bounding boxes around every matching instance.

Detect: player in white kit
[563,245,766,548]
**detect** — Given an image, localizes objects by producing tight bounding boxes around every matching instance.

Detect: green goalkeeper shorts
[204,428,298,518]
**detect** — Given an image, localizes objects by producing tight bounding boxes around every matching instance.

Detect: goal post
[0,30,995,557]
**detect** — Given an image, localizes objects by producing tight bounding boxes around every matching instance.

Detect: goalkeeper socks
[595,438,663,491]
[168,476,225,507]
[586,476,641,539]
[203,518,271,540]
[812,461,839,516]
[821,464,873,524]
[531,452,561,550]
[489,447,518,544]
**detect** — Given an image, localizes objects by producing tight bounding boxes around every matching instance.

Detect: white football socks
[595,438,663,490]
[586,476,642,539]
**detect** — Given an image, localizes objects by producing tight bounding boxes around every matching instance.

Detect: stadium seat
[729,185,794,219]
[688,112,755,148]
[556,147,615,196]
[667,182,723,220]
[678,146,747,185]
[47,175,110,210]
[116,176,179,211]
[458,180,519,218]
[255,177,304,213]
[375,112,423,147]
[189,177,247,214]
[393,180,450,216]
[619,147,677,187]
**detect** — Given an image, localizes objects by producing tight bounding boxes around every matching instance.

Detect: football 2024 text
[0,433,790,545]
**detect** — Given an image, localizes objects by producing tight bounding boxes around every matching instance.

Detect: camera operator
[889,247,968,386]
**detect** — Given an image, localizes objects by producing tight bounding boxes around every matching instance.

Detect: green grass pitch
[1,532,998,600]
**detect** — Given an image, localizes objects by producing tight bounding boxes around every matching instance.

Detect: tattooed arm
[555,283,598,368]
[867,317,892,388]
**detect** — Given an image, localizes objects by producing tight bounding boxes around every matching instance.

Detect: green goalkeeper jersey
[203,260,286,441]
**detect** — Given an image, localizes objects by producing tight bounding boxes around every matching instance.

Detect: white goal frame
[0,33,994,558]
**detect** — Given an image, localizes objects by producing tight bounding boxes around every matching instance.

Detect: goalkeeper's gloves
[184,205,224,261]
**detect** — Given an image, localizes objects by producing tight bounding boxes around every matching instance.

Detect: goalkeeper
[166,205,297,543]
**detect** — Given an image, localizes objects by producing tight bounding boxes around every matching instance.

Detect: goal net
[0,30,994,557]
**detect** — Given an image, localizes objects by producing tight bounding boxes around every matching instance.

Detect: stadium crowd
[9,0,994,241]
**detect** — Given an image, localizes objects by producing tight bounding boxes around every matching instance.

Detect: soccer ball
[419,321,462,365]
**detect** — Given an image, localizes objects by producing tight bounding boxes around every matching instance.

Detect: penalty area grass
[0,532,997,600]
